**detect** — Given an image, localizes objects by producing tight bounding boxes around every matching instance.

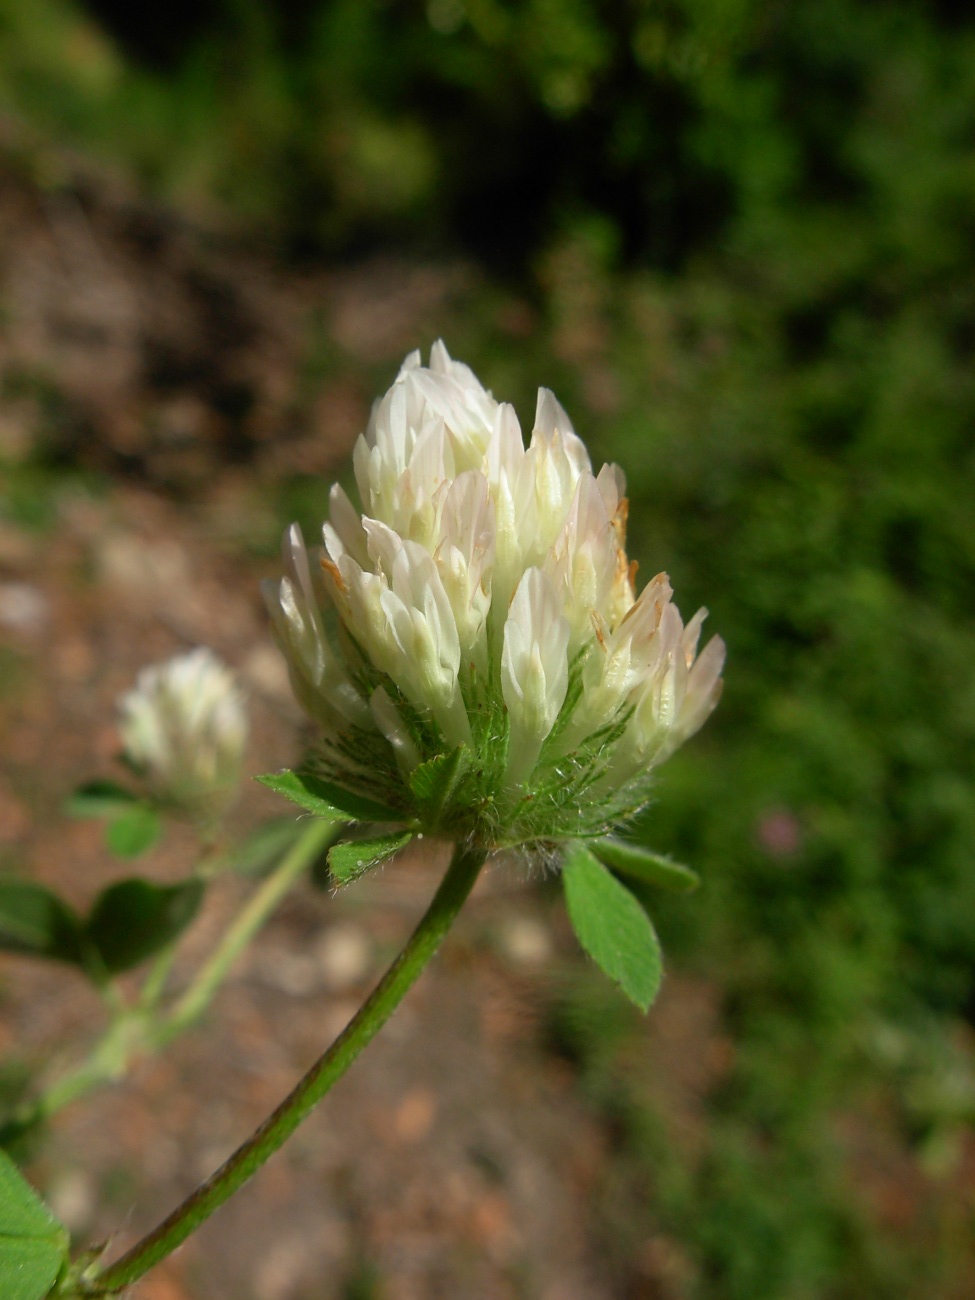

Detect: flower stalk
[160,816,338,1042]
[79,840,487,1297]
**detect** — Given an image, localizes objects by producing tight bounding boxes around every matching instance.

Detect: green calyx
[260,762,700,1016]
[287,659,656,854]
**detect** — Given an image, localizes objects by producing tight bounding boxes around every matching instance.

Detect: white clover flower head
[119,647,248,818]
[264,343,724,848]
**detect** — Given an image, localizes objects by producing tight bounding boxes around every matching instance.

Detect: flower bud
[264,343,724,848]
[119,647,248,819]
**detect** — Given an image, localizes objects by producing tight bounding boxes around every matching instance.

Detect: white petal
[595,461,626,515]
[544,472,617,647]
[437,470,495,662]
[324,484,369,568]
[661,633,726,758]
[501,568,569,783]
[532,388,591,475]
[370,687,422,773]
[362,516,403,578]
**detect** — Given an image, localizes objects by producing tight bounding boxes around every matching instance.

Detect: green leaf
[105,806,162,858]
[65,779,139,820]
[256,771,401,824]
[589,838,701,893]
[0,879,86,967]
[409,747,469,828]
[0,1149,68,1300]
[85,877,205,974]
[561,843,663,1012]
[328,831,413,886]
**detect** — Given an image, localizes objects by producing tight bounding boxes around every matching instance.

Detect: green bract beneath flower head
[119,647,248,819]
[264,343,724,849]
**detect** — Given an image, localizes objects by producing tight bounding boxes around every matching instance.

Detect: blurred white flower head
[119,648,248,817]
[264,343,723,846]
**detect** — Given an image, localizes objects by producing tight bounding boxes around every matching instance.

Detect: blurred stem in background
[1,818,339,1147]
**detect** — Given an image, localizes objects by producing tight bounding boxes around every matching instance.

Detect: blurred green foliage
[2,0,975,1294]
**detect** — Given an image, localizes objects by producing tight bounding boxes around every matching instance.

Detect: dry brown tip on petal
[609,496,628,548]
[320,555,348,594]
[590,609,608,649]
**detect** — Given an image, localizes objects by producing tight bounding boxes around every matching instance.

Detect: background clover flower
[119,647,248,818]
[264,342,724,848]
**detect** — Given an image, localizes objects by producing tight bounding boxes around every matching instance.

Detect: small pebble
[47,1168,95,1232]
[242,644,291,700]
[258,947,321,997]
[0,582,49,635]
[316,924,372,991]
[496,916,553,967]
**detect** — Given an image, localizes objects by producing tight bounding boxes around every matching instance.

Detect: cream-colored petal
[501,568,569,784]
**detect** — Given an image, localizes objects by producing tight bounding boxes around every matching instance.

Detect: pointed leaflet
[328,832,413,886]
[0,879,86,967]
[589,838,700,893]
[256,771,401,824]
[561,842,663,1012]
[85,878,205,974]
[0,1149,68,1300]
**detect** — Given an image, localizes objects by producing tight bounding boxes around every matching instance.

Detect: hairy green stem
[86,840,486,1296]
